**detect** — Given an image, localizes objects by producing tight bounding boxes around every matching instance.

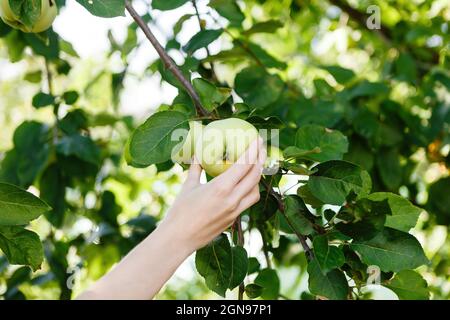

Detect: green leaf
[209,0,245,28]
[58,109,88,135]
[32,92,55,108]
[336,198,388,241]
[281,195,314,235]
[282,146,321,160]
[195,234,232,297]
[39,165,66,228]
[308,160,372,205]
[245,42,287,69]
[295,125,348,162]
[24,70,42,83]
[427,177,450,225]
[8,0,41,30]
[246,116,284,129]
[0,225,44,271]
[0,183,50,226]
[0,16,12,38]
[384,270,429,300]
[348,81,389,100]
[183,29,223,54]
[128,111,189,167]
[24,31,59,60]
[4,30,26,62]
[62,91,79,105]
[235,66,284,109]
[366,192,422,232]
[307,259,348,300]
[343,138,374,171]
[76,0,125,17]
[9,121,51,187]
[254,268,280,299]
[229,246,248,290]
[192,78,231,111]
[321,65,355,84]
[313,235,345,273]
[56,134,101,165]
[173,14,193,36]
[376,148,402,191]
[247,257,260,274]
[152,0,190,11]
[394,53,417,84]
[245,284,263,299]
[243,20,283,36]
[351,227,429,272]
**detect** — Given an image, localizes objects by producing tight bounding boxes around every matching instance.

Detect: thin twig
[191,0,218,81]
[45,59,60,144]
[125,1,209,117]
[259,226,272,269]
[261,178,314,260]
[234,216,245,300]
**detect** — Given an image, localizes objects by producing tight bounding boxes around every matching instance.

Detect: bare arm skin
[77,138,266,300]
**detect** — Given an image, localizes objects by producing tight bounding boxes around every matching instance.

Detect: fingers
[183,159,202,190]
[230,185,261,218]
[213,137,262,188]
[230,140,266,199]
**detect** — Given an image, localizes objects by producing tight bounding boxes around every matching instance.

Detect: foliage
[0,0,449,300]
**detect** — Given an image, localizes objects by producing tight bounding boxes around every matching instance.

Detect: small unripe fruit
[0,0,57,33]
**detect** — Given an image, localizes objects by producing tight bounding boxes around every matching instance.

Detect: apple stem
[125,1,210,117]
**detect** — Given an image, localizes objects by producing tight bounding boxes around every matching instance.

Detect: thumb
[183,158,202,190]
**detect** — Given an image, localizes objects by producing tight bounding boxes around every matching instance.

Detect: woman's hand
[77,137,266,300]
[160,136,266,252]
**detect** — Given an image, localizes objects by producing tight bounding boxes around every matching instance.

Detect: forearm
[77,221,192,300]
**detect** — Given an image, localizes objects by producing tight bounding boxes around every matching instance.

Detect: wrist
[154,217,196,259]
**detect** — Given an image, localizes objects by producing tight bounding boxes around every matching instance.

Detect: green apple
[0,0,57,33]
[195,118,259,177]
[172,121,203,165]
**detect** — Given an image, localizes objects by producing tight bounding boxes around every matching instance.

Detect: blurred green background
[0,0,449,299]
